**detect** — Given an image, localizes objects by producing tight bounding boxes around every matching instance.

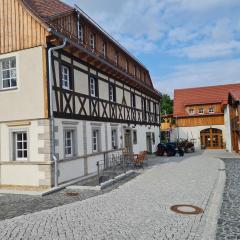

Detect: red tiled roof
[229,90,240,102]
[22,0,74,19]
[174,83,240,117]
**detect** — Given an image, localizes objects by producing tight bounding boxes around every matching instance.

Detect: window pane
[11,78,17,87]
[23,151,28,158]
[11,59,16,68]
[17,151,22,158]
[11,69,16,78]
[17,142,22,149]
[3,80,10,88]
[23,133,27,141]
[2,60,10,69]
[17,133,22,141]
[3,70,10,79]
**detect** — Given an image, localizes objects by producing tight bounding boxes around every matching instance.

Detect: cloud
[154,59,240,96]
[66,0,240,60]
[64,0,240,95]
[170,41,240,59]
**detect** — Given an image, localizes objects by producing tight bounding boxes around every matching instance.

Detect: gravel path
[216,158,240,240]
[0,151,227,240]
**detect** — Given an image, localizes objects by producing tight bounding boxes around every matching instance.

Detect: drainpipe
[47,33,67,187]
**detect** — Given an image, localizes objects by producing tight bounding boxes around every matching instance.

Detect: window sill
[0,87,18,92]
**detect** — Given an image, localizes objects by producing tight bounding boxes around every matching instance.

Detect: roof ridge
[174,83,240,92]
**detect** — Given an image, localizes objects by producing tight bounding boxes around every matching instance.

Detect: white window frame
[134,65,136,76]
[90,77,97,97]
[111,129,118,149]
[109,84,116,102]
[125,60,128,72]
[13,131,28,161]
[198,107,205,114]
[78,24,84,43]
[208,107,214,113]
[0,57,17,90]
[92,129,100,153]
[89,33,95,51]
[189,108,195,115]
[102,42,106,58]
[61,65,71,90]
[64,129,74,158]
[114,51,118,66]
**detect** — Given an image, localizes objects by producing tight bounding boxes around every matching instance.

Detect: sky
[64,0,240,96]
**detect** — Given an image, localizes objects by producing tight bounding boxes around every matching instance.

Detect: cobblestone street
[216,158,240,240]
[0,150,234,240]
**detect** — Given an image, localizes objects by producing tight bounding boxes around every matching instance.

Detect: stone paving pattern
[0,174,138,221]
[216,158,240,240]
[0,151,223,240]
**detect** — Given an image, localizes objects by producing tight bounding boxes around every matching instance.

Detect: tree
[161,94,173,115]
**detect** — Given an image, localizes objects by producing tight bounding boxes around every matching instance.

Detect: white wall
[176,125,226,149]
[224,105,232,152]
[0,119,51,187]
[54,118,160,184]
[0,47,46,121]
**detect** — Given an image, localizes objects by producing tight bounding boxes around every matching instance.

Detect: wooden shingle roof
[174,83,240,117]
[22,0,74,19]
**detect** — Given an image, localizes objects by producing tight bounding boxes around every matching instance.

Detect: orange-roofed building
[174,83,240,152]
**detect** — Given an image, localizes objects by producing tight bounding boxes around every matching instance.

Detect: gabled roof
[174,83,240,117]
[22,0,74,19]
[229,90,240,102]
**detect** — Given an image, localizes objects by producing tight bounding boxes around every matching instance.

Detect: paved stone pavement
[0,173,138,221]
[216,157,240,240]
[0,151,229,240]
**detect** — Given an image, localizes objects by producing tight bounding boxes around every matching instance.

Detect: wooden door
[232,131,239,152]
[200,128,223,149]
[124,130,133,153]
[146,133,152,154]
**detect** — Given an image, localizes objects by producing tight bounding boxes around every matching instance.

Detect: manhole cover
[65,192,79,197]
[170,204,204,215]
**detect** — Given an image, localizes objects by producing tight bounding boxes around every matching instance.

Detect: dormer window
[134,65,136,76]
[114,51,119,66]
[125,59,128,72]
[208,107,214,113]
[189,108,195,115]
[78,24,84,43]
[89,33,95,51]
[199,108,204,114]
[102,42,106,58]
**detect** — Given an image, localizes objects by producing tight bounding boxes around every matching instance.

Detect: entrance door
[200,128,223,149]
[146,133,152,154]
[124,129,133,153]
[232,131,239,152]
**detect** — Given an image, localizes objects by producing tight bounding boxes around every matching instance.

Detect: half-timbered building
[0,0,161,189]
[174,84,240,152]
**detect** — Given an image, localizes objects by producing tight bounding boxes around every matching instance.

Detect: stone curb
[201,159,226,240]
[66,170,136,191]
